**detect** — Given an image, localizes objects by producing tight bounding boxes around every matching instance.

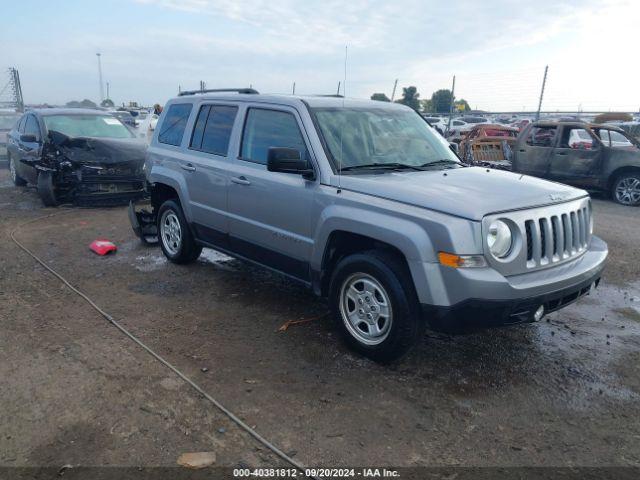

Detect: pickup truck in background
[513,121,640,206]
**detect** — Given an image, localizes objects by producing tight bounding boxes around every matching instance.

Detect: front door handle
[555,152,568,156]
[180,163,196,172]
[231,176,251,186]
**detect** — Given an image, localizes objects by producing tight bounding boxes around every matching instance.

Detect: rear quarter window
[158,103,193,146]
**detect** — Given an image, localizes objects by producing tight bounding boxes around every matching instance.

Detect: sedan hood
[54,136,146,166]
[334,167,587,221]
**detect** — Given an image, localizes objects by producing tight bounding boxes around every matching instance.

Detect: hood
[51,135,146,166]
[334,167,587,221]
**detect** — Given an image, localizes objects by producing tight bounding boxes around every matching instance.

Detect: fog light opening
[534,305,545,322]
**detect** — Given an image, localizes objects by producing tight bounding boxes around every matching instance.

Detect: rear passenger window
[158,103,192,146]
[240,109,308,165]
[190,105,238,155]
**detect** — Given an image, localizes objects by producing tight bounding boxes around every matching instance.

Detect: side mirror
[20,134,38,143]
[267,147,315,180]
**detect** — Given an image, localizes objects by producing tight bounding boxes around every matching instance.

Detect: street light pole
[96,53,105,103]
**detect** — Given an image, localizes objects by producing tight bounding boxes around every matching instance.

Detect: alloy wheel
[615,176,640,205]
[160,210,182,255]
[339,273,393,345]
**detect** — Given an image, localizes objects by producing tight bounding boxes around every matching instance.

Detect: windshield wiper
[340,162,425,172]
[419,159,461,168]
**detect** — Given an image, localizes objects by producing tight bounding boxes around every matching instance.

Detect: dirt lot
[1,168,640,475]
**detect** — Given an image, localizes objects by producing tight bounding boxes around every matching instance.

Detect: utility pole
[390,79,398,102]
[292,82,296,95]
[536,65,548,121]
[337,81,341,96]
[106,82,110,101]
[199,80,206,92]
[96,53,105,103]
[447,75,456,132]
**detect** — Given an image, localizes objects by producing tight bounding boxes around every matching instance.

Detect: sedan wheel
[614,174,640,206]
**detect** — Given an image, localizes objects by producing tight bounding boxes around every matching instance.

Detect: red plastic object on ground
[89,239,117,256]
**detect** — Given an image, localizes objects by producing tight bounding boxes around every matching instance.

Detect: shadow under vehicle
[6,108,146,207]
[513,121,640,206]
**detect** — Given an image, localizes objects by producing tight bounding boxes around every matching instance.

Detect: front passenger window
[240,109,308,165]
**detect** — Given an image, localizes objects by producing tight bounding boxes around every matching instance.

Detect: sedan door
[226,106,317,283]
[16,114,44,184]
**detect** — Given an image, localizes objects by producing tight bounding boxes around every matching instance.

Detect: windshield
[43,114,133,139]
[311,107,460,172]
[0,113,19,130]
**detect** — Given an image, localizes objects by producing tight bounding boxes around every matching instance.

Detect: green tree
[455,99,470,112]
[370,93,390,102]
[395,86,420,111]
[420,99,433,112]
[430,89,453,113]
[101,98,115,108]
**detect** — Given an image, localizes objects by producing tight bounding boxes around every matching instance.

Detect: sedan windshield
[311,107,460,172]
[43,114,133,139]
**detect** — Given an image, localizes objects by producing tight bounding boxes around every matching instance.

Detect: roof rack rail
[178,88,259,97]
[314,94,344,98]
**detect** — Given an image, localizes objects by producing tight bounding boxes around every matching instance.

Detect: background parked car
[6,108,146,206]
[513,121,640,205]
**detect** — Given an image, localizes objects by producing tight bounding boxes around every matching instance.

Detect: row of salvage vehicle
[444,121,640,206]
[2,107,640,207]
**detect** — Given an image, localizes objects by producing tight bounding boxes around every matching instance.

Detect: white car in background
[422,116,447,134]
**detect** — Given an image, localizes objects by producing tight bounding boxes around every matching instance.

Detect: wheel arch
[312,210,436,298]
[607,165,640,189]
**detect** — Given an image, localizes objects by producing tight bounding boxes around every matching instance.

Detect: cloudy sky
[2,0,639,111]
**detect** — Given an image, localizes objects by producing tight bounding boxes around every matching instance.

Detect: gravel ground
[1,169,639,476]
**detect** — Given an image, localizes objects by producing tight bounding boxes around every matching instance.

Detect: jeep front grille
[524,205,590,268]
[482,197,592,276]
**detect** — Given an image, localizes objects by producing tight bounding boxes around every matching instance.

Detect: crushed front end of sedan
[35,131,147,206]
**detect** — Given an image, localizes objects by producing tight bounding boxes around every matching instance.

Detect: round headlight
[487,220,513,258]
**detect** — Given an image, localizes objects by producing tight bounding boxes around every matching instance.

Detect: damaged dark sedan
[6,108,146,206]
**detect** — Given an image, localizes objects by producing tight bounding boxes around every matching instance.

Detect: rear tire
[611,172,640,206]
[8,154,27,186]
[157,199,202,264]
[37,171,58,207]
[328,250,425,363]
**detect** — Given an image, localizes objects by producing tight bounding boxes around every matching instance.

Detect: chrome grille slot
[483,197,592,276]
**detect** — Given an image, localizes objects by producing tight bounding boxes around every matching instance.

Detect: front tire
[8,154,27,186]
[157,199,202,264]
[37,171,58,207]
[328,250,425,362]
[612,173,640,206]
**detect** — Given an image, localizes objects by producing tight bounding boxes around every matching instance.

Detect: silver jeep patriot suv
[130,88,608,362]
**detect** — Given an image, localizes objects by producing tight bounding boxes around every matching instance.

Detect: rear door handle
[231,176,251,186]
[180,163,196,172]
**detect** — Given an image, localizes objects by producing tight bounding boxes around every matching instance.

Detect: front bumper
[419,235,607,332]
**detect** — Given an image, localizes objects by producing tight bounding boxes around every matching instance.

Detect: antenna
[338,46,347,193]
